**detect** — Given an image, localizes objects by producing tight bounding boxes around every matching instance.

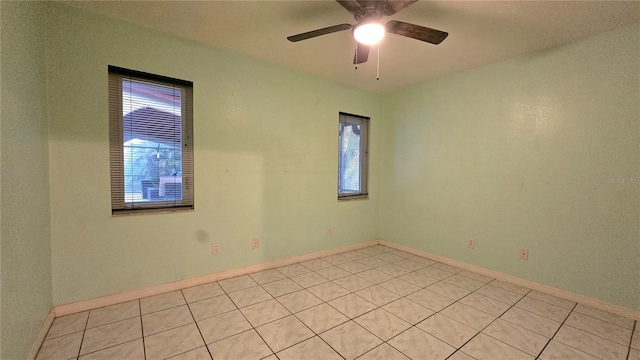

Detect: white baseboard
[26,308,55,360]
[379,240,640,321]
[54,240,378,317]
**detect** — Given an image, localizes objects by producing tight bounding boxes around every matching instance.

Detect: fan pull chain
[355,42,358,70]
[376,43,380,80]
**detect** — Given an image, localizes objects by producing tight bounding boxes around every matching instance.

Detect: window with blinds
[338,112,369,200]
[108,66,194,214]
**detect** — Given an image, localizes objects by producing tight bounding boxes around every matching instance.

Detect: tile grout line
[74,308,91,359]
[626,321,637,360]
[138,300,147,360]
[181,289,214,360]
[534,302,578,359]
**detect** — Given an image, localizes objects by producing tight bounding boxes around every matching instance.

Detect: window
[109,66,194,214]
[338,112,369,200]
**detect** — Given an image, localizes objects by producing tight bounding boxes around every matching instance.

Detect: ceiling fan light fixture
[353,21,385,45]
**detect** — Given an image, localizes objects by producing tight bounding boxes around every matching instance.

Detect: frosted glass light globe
[353,22,385,45]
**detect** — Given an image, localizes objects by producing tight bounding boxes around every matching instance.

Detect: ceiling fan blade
[381,0,418,15]
[386,20,448,44]
[336,0,362,14]
[353,44,370,64]
[287,24,352,42]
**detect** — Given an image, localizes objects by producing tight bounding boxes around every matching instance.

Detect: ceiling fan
[287,0,448,65]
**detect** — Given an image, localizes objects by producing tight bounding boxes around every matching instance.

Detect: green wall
[0,2,53,359]
[381,23,640,310]
[45,3,382,306]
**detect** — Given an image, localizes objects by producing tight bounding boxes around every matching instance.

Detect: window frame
[108,66,194,215]
[338,112,369,201]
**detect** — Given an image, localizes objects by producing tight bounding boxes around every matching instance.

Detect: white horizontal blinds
[108,66,194,213]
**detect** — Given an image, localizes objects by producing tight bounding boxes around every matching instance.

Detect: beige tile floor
[36,245,639,360]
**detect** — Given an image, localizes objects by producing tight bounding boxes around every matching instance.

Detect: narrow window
[108,66,194,214]
[338,112,369,200]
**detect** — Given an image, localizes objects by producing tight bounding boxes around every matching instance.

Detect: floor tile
[538,340,600,360]
[358,246,389,256]
[526,290,576,310]
[296,303,349,333]
[447,350,476,360]
[483,318,549,356]
[564,311,632,345]
[417,266,455,280]
[197,309,252,344]
[36,331,83,360]
[321,254,351,265]
[79,339,144,360]
[182,282,224,304]
[461,333,533,360]
[277,289,323,313]
[80,317,142,355]
[387,249,414,258]
[443,274,486,291]
[383,298,435,325]
[227,285,272,308]
[144,323,204,359]
[357,256,390,268]
[337,261,371,274]
[142,304,194,336]
[256,315,314,352]
[427,281,471,300]
[208,329,272,360]
[239,298,291,327]
[277,263,312,277]
[459,292,511,317]
[554,324,629,360]
[500,306,562,338]
[629,349,640,360]
[406,289,455,312]
[440,302,496,331]
[333,274,374,292]
[249,269,287,285]
[188,294,236,321]
[388,327,456,360]
[276,336,343,360]
[431,262,464,274]
[475,284,524,305]
[573,304,635,329]
[399,272,438,287]
[140,291,186,315]
[218,275,258,293]
[394,259,428,272]
[356,285,401,306]
[46,311,88,339]
[291,271,329,288]
[328,293,377,318]
[307,281,350,302]
[379,278,421,296]
[376,263,412,277]
[515,297,571,322]
[489,280,530,295]
[86,300,140,329]
[314,266,351,280]
[320,321,382,360]
[166,346,212,360]
[358,344,409,360]
[341,250,370,260]
[262,278,303,297]
[632,330,640,350]
[417,313,478,348]
[354,308,411,340]
[407,255,437,266]
[356,269,394,284]
[458,270,494,284]
[375,252,405,263]
[299,258,333,271]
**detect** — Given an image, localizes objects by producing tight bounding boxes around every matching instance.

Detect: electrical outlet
[252,238,260,249]
[327,227,333,237]
[520,248,529,260]
[467,238,475,249]
[212,243,220,255]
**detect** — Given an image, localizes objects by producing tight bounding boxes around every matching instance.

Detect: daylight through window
[338,112,369,200]
[109,66,193,213]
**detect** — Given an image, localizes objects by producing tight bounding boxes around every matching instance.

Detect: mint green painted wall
[46,3,382,306]
[1,2,53,358]
[381,24,640,310]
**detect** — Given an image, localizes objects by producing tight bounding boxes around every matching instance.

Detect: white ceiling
[63,1,640,94]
